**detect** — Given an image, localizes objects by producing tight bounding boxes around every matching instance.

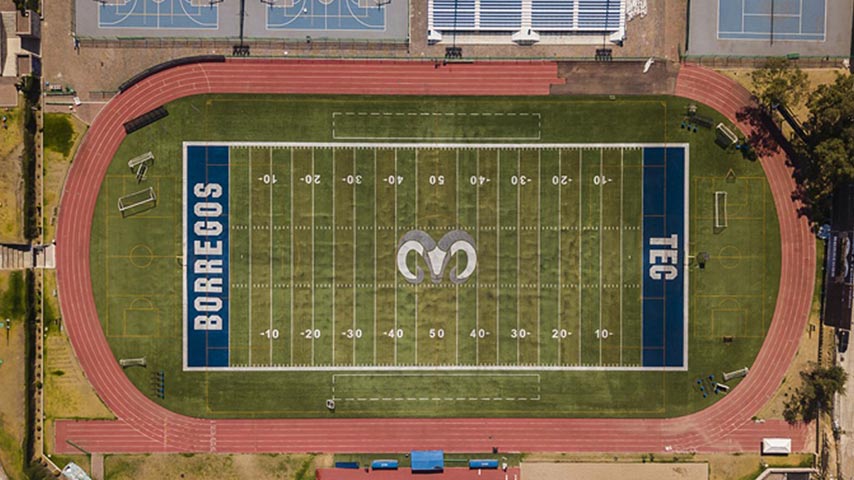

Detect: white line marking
[311,148,316,365]
[537,149,541,365]
[414,148,419,366]
[269,147,274,365]
[289,147,294,365]
[332,148,336,366]
[620,148,624,365]
[599,148,604,366]
[516,149,521,365]
[248,148,253,366]
[455,148,460,365]
[475,149,480,365]
[352,147,357,366]
[373,148,378,365]
[496,150,501,365]
[578,149,583,364]
[557,149,562,365]
[393,148,398,365]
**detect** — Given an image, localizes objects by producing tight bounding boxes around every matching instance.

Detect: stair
[0,244,33,270]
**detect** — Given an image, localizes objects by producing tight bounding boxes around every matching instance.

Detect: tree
[750,58,809,108]
[783,364,847,424]
[795,73,854,221]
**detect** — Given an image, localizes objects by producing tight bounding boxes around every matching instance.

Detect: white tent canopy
[762,438,792,455]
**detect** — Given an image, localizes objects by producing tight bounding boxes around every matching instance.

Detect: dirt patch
[104,453,332,480]
[521,462,708,480]
[44,279,113,421]
[42,115,85,243]
[0,272,28,480]
[552,60,679,95]
[521,452,812,480]
[0,104,24,244]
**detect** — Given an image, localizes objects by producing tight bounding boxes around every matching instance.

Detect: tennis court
[718,0,826,41]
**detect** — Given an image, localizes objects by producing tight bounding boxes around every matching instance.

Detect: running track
[54,60,814,454]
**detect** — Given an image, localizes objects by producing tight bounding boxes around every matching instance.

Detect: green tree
[796,73,854,221]
[783,364,847,424]
[750,58,809,108]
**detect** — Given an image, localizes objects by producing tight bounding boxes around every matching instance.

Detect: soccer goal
[715,191,728,231]
[118,187,156,217]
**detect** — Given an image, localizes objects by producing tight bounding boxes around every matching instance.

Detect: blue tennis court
[98,0,219,29]
[718,0,826,41]
[267,0,386,31]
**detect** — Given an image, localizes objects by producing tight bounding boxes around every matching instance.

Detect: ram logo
[397,230,477,284]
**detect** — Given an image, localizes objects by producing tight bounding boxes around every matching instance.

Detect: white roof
[762,438,792,455]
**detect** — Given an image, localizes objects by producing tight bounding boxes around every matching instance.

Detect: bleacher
[430,0,625,43]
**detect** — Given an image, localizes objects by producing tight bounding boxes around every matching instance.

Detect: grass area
[44,114,75,156]
[104,453,329,480]
[0,105,24,243]
[43,114,85,243]
[0,272,29,480]
[89,94,780,419]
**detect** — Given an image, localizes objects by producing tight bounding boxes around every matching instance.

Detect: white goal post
[118,187,156,216]
[715,191,728,229]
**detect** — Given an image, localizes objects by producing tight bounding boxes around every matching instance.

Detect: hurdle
[715,123,738,149]
[119,357,147,368]
[128,152,154,183]
[723,367,749,381]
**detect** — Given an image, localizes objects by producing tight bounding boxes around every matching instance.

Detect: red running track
[54,60,813,454]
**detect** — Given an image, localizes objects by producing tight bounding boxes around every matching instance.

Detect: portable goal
[715,191,728,230]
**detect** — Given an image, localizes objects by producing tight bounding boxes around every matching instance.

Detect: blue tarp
[469,459,499,469]
[411,450,444,472]
[370,460,398,470]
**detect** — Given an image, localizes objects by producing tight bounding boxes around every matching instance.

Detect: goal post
[715,191,728,230]
[118,187,156,217]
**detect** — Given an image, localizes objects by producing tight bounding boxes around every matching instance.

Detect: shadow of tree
[735,105,828,228]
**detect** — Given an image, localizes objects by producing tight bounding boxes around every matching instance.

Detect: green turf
[220,144,644,369]
[44,113,75,156]
[89,94,780,419]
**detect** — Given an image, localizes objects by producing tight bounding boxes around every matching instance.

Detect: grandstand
[428,0,626,45]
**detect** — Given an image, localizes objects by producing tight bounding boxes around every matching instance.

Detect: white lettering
[194,240,222,255]
[194,315,222,330]
[648,235,680,280]
[193,259,222,275]
[194,277,223,294]
[193,183,222,199]
[194,220,222,237]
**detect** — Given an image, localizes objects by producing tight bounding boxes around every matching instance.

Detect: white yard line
[516,150,521,365]
[455,148,460,365]
[598,148,604,366]
[414,148,419,366]
[373,148,378,365]
[289,148,294,365]
[557,149,562,366]
[311,148,316,365]
[537,149,541,365]
[393,149,399,365]
[475,150,480,365]
[620,148,624,365]
[352,147,357,366]
[248,148,253,367]
[332,149,336,366]
[577,149,582,365]
[496,151,501,365]
[269,148,274,365]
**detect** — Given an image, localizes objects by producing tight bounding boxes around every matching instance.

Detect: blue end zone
[642,147,687,368]
[267,0,386,30]
[186,145,230,368]
[99,0,219,29]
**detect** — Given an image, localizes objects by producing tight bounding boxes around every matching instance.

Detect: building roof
[0,77,17,107]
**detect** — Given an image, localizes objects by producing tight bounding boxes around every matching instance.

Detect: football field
[184,142,688,371]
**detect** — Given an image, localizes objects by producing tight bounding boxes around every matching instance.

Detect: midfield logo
[397,230,478,284]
